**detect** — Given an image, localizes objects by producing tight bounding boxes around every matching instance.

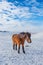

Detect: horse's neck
[19,34,26,42]
[19,34,25,38]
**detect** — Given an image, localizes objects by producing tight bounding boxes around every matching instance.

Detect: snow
[0,32,43,65]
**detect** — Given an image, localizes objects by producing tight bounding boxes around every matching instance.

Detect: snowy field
[0,32,43,65]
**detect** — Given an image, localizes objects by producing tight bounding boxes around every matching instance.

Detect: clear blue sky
[7,0,43,24]
[0,0,43,32]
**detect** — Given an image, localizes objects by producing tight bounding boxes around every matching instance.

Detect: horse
[12,32,32,54]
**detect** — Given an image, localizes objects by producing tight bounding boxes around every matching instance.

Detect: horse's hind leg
[22,43,25,54]
[13,44,15,50]
[16,44,17,50]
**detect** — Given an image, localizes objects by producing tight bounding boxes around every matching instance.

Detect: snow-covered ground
[0,32,43,65]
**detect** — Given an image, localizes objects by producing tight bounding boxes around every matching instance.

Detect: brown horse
[12,32,32,53]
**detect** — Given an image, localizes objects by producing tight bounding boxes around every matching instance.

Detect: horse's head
[20,32,32,43]
[26,32,32,43]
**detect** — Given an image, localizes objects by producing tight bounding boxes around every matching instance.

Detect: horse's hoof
[18,52,20,54]
[13,47,15,50]
[23,51,25,54]
[13,48,15,50]
[16,48,17,50]
[18,51,20,54]
[24,52,25,54]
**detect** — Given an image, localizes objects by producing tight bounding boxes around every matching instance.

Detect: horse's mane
[20,32,31,35]
[26,32,31,37]
[20,32,25,34]
[20,32,31,38]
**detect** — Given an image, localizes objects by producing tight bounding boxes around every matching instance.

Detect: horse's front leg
[22,43,25,54]
[18,44,20,53]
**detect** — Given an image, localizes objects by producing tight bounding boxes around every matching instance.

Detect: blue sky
[0,0,43,32]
